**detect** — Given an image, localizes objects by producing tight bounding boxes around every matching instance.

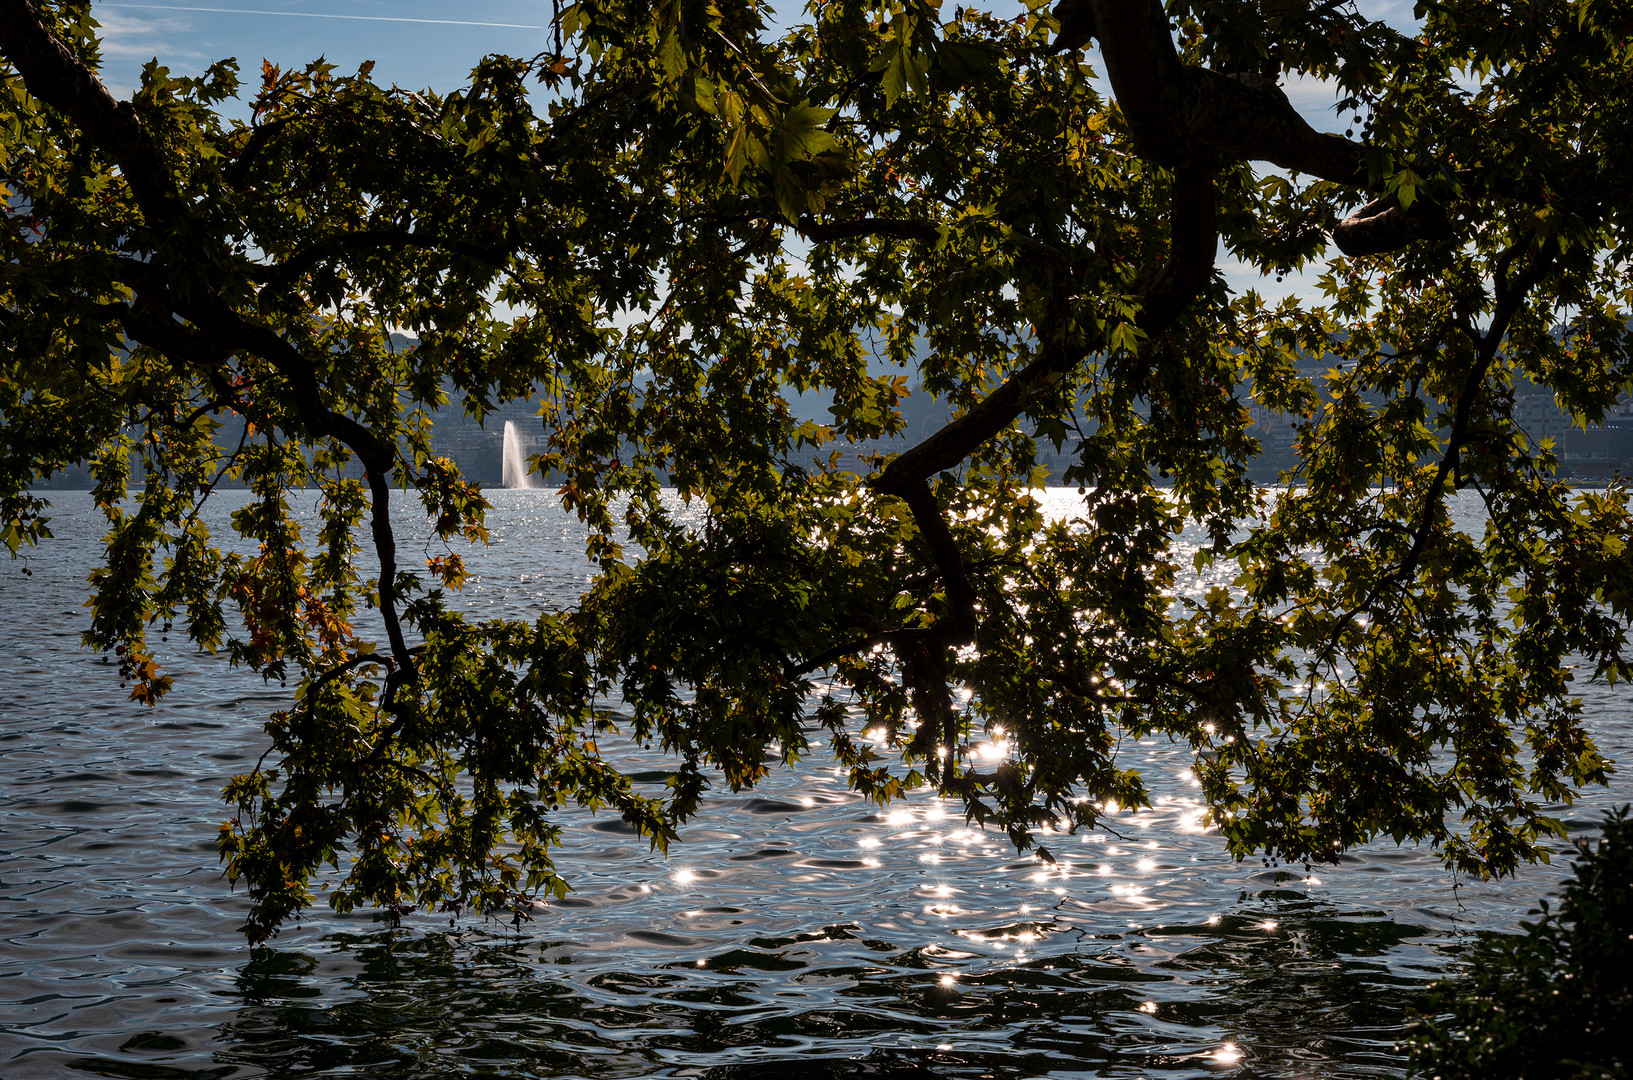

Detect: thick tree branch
[863,158,1218,700]
[0,0,186,222]
[1332,194,1455,257]
[1072,0,1475,262]
[899,480,977,645]
[900,636,960,785]
[874,340,1084,494]
[1139,154,1219,330]
[1181,68,1365,185]
[1081,0,1367,182]
[794,5,1235,695]
[1080,0,1190,166]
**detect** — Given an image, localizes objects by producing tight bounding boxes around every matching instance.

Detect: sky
[91,1,558,98]
[85,0,1420,307]
[90,0,1412,101]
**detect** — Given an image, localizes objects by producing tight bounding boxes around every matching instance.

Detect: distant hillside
[31,334,1633,492]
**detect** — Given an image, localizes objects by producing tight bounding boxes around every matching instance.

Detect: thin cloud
[1279,72,1351,130]
[94,8,199,59]
[97,3,547,30]
[91,8,203,95]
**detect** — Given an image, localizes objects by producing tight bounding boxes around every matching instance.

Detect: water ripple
[3,489,1629,1078]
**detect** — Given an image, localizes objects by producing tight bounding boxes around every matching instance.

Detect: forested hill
[28,335,1633,491]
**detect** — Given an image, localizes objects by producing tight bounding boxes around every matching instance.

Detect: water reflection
[198,888,1436,1078]
[201,769,1455,1079]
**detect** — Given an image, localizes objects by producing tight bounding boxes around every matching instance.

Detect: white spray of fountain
[501,420,535,489]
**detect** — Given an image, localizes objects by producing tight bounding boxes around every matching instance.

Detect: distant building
[1513,387,1633,478]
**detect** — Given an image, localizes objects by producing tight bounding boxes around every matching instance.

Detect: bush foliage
[1410,807,1633,1080]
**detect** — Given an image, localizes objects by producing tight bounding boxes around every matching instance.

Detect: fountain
[502,420,535,489]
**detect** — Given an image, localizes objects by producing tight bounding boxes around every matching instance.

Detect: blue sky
[91,1,558,97]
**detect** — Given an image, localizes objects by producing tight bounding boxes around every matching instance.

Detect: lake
[3,488,1628,1079]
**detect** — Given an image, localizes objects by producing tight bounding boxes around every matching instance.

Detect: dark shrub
[1409,807,1633,1080]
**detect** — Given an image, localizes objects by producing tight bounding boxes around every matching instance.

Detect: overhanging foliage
[3,0,1632,941]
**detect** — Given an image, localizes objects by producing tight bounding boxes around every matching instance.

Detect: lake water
[3,488,1629,1079]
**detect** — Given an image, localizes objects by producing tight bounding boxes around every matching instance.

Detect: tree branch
[0,0,186,222]
[1332,194,1455,257]
[900,636,960,785]
[253,228,509,289]
[1390,239,1559,582]
[899,480,977,645]
[873,151,1217,496]
[177,295,416,678]
[796,214,940,244]
[4,3,419,683]
[1317,237,1560,662]
[1181,68,1365,185]
[1140,153,1219,330]
[1082,0,1367,181]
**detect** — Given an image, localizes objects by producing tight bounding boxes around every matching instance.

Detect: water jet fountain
[502,420,535,489]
